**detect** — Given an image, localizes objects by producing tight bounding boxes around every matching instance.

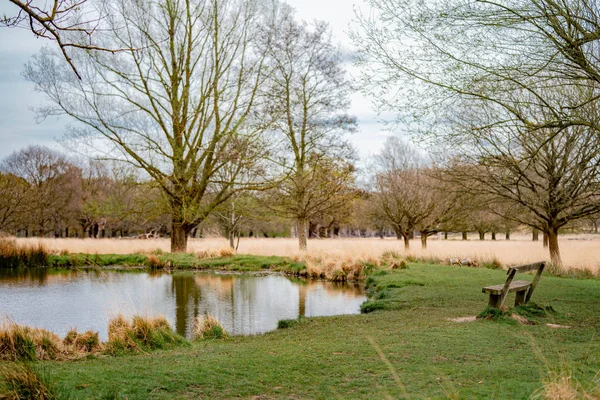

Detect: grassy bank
[3,262,597,399]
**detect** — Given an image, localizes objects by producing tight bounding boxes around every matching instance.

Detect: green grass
[5,262,596,399]
[47,253,305,274]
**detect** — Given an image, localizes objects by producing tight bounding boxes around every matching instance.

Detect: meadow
[2,262,599,399]
[16,233,600,273]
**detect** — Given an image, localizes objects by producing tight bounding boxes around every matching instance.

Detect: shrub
[0,363,59,400]
[193,313,229,340]
[106,315,186,353]
[277,319,297,329]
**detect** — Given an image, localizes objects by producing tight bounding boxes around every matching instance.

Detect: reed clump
[0,321,63,361]
[106,315,186,354]
[145,254,170,270]
[0,362,59,400]
[63,329,101,353]
[0,238,49,268]
[193,313,229,340]
[195,247,234,260]
[293,253,373,281]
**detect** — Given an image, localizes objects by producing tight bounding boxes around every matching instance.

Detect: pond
[0,269,366,340]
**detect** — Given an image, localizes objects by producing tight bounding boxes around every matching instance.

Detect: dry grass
[533,371,600,399]
[0,363,58,400]
[193,313,229,340]
[63,329,101,353]
[0,238,48,268]
[291,253,372,281]
[17,235,600,273]
[0,321,63,361]
[0,320,104,362]
[106,314,185,353]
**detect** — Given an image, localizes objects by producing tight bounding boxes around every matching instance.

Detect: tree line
[4,0,600,266]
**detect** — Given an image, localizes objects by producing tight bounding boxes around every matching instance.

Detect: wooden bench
[482,262,545,308]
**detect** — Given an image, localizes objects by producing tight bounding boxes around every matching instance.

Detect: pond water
[0,269,366,340]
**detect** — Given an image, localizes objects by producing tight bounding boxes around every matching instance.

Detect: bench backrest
[508,261,545,274]
[499,261,545,307]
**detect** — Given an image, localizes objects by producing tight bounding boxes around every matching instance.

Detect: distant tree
[443,121,600,265]
[0,172,29,233]
[1,145,79,236]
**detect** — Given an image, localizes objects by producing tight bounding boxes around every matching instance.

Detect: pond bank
[2,262,598,399]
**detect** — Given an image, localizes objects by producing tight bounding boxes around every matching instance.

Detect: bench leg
[515,291,526,306]
[488,294,501,308]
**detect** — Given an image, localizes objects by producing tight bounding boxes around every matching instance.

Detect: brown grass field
[16,233,600,273]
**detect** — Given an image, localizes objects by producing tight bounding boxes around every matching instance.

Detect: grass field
[3,262,598,399]
[17,234,600,273]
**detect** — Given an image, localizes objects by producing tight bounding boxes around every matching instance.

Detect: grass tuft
[0,238,49,268]
[193,313,229,340]
[0,321,63,361]
[277,319,298,329]
[0,362,58,400]
[63,329,101,353]
[106,315,187,354]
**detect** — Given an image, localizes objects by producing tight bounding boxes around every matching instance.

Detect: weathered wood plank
[482,280,532,295]
[509,262,545,273]
[526,262,545,303]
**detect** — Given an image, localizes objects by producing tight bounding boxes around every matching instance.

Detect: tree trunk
[462,231,467,240]
[532,229,539,241]
[409,231,414,240]
[478,230,485,240]
[394,228,402,240]
[543,232,549,248]
[548,228,561,266]
[403,235,410,250]
[444,231,448,240]
[420,232,427,249]
[505,229,510,240]
[491,231,496,240]
[171,222,188,253]
[297,218,308,251]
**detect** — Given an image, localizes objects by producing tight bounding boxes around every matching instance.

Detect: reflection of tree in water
[167,274,365,336]
[170,274,201,337]
[0,268,80,286]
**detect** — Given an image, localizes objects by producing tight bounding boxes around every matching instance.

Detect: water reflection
[0,269,366,339]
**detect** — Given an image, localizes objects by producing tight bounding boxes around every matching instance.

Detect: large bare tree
[264,4,356,250]
[24,0,274,252]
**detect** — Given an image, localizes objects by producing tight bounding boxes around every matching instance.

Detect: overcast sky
[0,0,394,164]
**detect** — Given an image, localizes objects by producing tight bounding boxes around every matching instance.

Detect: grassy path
[21,264,600,398]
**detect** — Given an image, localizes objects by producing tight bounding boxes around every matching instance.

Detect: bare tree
[443,117,600,265]
[1,0,129,78]
[0,172,30,233]
[352,0,600,138]
[264,4,357,250]
[24,0,275,252]
[2,145,79,236]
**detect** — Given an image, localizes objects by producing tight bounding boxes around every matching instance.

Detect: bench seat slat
[482,280,532,295]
